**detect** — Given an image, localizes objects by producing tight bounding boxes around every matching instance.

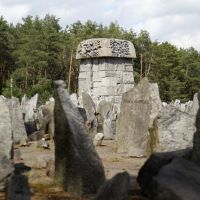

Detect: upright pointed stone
[192,93,200,165]
[0,98,13,191]
[116,79,162,157]
[7,97,27,144]
[54,80,105,197]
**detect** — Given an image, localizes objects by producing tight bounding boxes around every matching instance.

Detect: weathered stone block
[98,86,118,96]
[95,172,130,200]
[150,106,195,153]
[99,64,106,71]
[76,38,136,59]
[114,96,122,104]
[92,65,99,71]
[106,64,116,71]
[137,149,192,196]
[117,65,125,71]
[192,93,200,166]
[117,84,134,94]
[79,64,91,72]
[7,98,27,144]
[125,65,133,72]
[77,38,136,106]
[93,81,102,88]
[116,79,162,157]
[101,77,117,87]
[106,71,117,77]
[0,98,13,159]
[54,80,105,197]
[123,72,134,83]
[79,71,91,79]
[150,158,200,200]
[116,71,123,83]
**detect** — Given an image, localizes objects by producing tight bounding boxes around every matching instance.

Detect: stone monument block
[54,81,105,196]
[76,38,136,106]
[0,98,13,159]
[116,79,162,157]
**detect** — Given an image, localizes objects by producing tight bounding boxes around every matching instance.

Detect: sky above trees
[0,0,200,50]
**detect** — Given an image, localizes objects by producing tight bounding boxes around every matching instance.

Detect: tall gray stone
[149,105,195,153]
[0,98,14,192]
[7,97,27,144]
[0,98,13,159]
[116,79,161,157]
[70,93,79,107]
[54,80,105,197]
[192,93,200,165]
[21,93,38,122]
[41,100,55,138]
[96,100,117,139]
[82,92,97,138]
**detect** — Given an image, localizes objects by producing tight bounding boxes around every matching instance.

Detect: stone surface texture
[150,105,196,153]
[151,158,200,200]
[0,98,14,192]
[76,38,136,106]
[54,80,105,197]
[76,38,136,59]
[7,97,27,144]
[21,93,38,122]
[82,92,98,139]
[97,100,117,139]
[0,97,13,159]
[41,100,55,138]
[95,172,130,200]
[116,79,162,157]
[93,133,104,146]
[137,149,192,196]
[192,93,200,165]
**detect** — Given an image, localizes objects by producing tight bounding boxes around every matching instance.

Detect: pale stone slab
[116,79,162,157]
[101,77,117,87]
[106,64,116,71]
[92,65,99,71]
[125,65,133,72]
[117,84,134,94]
[123,72,134,83]
[0,98,13,159]
[93,81,102,88]
[117,65,125,71]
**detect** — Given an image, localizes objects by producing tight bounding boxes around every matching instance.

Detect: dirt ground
[1,140,148,200]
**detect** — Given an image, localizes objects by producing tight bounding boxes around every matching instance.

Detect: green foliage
[1,15,200,103]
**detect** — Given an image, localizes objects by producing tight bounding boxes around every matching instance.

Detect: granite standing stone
[7,97,27,144]
[149,105,195,153]
[0,98,14,192]
[41,100,55,138]
[97,100,116,139]
[54,80,105,197]
[116,79,162,157]
[21,93,38,122]
[192,93,200,165]
[0,98,13,159]
[82,92,98,138]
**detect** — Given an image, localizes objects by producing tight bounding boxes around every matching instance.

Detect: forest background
[1,15,200,103]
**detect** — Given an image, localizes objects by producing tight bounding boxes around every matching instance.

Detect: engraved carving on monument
[78,40,101,57]
[110,40,130,57]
